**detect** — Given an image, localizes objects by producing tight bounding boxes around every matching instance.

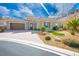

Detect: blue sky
[0,3,79,20]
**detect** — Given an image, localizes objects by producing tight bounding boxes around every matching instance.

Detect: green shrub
[58,25,64,31]
[35,28,40,31]
[40,26,47,32]
[63,39,79,48]
[70,31,75,35]
[52,26,58,30]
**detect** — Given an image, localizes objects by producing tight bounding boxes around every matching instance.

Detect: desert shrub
[63,39,79,48]
[70,31,75,35]
[45,36,51,41]
[42,32,47,35]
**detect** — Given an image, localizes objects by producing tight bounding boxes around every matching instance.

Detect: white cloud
[49,3,75,18]
[12,10,22,17]
[20,7,33,15]
[0,4,34,19]
[18,4,34,16]
[55,3,75,16]
[0,6,9,15]
[0,3,76,19]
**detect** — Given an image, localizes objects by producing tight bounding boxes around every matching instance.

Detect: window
[44,22,50,28]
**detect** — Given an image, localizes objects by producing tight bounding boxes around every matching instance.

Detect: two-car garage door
[10,23,25,30]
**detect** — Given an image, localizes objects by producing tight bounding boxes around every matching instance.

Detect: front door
[30,23,33,30]
[30,23,37,30]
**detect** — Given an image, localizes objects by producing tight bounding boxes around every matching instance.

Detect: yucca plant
[66,18,79,35]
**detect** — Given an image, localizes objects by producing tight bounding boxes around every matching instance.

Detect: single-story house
[0,11,79,31]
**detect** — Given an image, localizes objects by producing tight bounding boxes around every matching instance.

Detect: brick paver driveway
[0,30,44,44]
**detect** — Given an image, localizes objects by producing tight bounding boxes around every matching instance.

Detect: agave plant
[66,18,79,35]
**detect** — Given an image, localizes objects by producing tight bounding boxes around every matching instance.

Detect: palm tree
[66,19,79,35]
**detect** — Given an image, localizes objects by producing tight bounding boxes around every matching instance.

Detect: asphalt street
[0,41,59,56]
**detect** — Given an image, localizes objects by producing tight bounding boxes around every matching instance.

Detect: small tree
[66,18,79,35]
[40,26,47,32]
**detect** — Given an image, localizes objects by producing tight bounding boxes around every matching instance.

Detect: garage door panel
[10,23,25,30]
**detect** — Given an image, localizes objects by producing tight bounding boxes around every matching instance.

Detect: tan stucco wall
[25,21,29,30]
[27,17,54,29]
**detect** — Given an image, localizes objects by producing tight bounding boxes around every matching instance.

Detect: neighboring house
[0,21,6,32]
